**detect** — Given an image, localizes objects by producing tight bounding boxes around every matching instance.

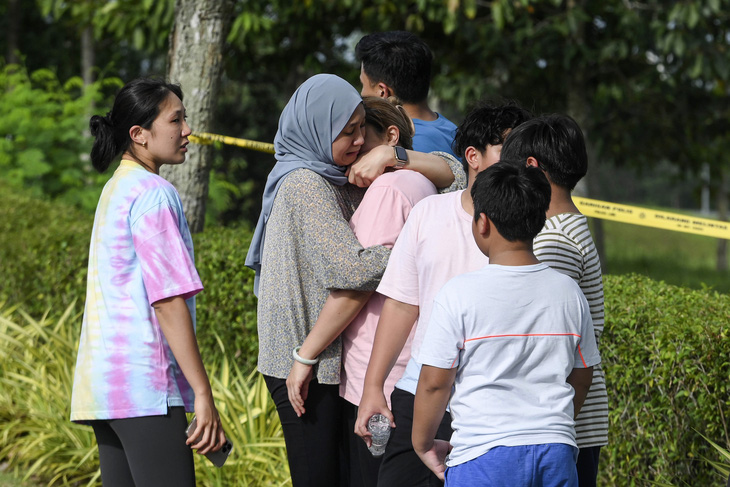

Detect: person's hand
[354,387,394,447]
[286,361,314,417]
[347,145,393,187]
[415,439,452,481]
[186,392,227,455]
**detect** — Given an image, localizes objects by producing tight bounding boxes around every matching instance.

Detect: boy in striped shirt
[500,114,609,487]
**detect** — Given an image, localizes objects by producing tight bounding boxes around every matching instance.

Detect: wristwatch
[393,146,409,169]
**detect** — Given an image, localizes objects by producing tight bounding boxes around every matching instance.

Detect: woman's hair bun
[89,113,113,138]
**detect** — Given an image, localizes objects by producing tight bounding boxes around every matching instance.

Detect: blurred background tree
[1,0,728,235]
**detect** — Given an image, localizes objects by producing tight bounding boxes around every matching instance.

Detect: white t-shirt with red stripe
[417,262,600,467]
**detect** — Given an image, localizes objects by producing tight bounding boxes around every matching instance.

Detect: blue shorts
[445,443,579,487]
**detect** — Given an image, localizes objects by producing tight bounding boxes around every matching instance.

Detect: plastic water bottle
[367,414,391,457]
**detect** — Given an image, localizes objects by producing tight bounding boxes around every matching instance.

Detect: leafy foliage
[0,304,100,486]
[0,182,91,315]
[2,186,730,485]
[4,1,730,226]
[2,276,729,485]
[0,65,121,212]
[193,224,259,370]
[601,274,730,486]
[697,432,730,482]
[199,0,730,225]
[36,0,176,53]
[199,355,289,486]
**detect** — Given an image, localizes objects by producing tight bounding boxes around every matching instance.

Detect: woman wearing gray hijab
[245,74,391,486]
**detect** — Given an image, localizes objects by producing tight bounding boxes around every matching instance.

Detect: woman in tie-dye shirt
[70,78,226,486]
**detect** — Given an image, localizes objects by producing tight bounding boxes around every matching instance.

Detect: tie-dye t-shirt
[70,160,203,422]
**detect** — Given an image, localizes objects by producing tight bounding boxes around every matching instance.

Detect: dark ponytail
[89,112,116,173]
[89,78,184,173]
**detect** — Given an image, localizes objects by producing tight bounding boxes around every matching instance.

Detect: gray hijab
[245,74,363,292]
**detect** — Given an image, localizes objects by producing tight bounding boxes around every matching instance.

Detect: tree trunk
[81,23,95,126]
[5,0,20,64]
[81,25,95,87]
[162,0,234,233]
[716,168,728,272]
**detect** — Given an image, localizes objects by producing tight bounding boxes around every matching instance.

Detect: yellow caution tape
[187,132,729,240]
[189,132,275,154]
[575,197,730,239]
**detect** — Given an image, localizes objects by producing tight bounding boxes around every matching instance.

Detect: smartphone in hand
[185,416,233,468]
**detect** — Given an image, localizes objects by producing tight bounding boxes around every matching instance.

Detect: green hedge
[0,66,122,213]
[0,185,90,314]
[0,183,259,371]
[192,224,258,369]
[601,273,730,486]
[1,185,729,485]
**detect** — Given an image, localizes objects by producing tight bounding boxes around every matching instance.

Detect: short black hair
[471,163,551,242]
[355,31,432,104]
[453,100,532,172]
[500,114,588,190]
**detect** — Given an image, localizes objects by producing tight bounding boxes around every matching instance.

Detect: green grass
[0,304,289,487]
[599,219,730,293]
[0,471,39,487]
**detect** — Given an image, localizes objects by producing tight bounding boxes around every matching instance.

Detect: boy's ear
[464,146,481,172]
[475,212,490,236]
[377,82,392,99]
[526,156,539,168]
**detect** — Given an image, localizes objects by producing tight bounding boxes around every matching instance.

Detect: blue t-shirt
[412,114,458,158]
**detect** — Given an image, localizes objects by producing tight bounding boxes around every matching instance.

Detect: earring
[142,141,147,148]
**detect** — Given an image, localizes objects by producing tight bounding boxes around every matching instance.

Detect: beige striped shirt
[533,213,609,448]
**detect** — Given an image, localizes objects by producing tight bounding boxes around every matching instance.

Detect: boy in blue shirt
[356,31,458,158]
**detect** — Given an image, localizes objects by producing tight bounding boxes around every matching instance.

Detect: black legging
[90,407,195,487]
[264,375,345,487]
[342,399,381,487]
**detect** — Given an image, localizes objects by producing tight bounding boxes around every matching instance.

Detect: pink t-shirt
[376,189,490,395]
[339,170,436,406]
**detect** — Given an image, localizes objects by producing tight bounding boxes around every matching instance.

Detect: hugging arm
[348,145,455,188]
[287,290,373,416]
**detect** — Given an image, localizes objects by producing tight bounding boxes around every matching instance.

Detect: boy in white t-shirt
[355,101,531,486]
[412,163,600,486]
